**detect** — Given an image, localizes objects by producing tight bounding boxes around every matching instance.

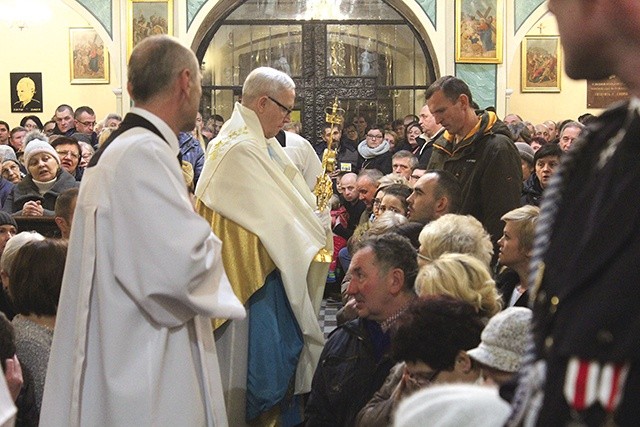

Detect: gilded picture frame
[69,28,109,84]
[127,0,173,58]
[455,0,503,64]
[521,35,562,93]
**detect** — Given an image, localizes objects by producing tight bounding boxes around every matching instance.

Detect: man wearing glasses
[72,105,99,148]
[196,66,332,426]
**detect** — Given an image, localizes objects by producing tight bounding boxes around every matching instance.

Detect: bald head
[127,35,199,104]
[341,172,358,202]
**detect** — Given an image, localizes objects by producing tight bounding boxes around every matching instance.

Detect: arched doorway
[196,0,437,143]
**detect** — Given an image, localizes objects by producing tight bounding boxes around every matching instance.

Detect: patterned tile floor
[318,298,342,338]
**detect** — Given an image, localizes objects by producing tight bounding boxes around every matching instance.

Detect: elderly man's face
[559,126,581,152]
[261,90,294,139]
[10,131,26,151]
[356,177,378,210]
[346,246,394,321]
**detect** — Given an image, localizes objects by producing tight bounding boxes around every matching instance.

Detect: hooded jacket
[427,111,522,245]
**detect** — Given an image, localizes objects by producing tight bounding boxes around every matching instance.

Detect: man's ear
[435,196,448,215]
[454,351,473,374]
[55,216,69,236]
[177,68,192,96]
[388,268,405,295]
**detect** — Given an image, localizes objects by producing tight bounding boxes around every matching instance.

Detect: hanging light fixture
[297,0,346,21]
[0,0,53,30]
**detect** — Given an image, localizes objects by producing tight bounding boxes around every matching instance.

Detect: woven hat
[0,212,17,230]
[23,139,60,167]
[515,142,534,165]
[0,146,16,163]
[467,306,532,373]
[394,384,511,427]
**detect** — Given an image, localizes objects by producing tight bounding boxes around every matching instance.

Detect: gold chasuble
[195,102,332,426]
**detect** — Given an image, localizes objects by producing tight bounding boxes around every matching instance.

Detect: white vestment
[195,103,331,424]
[40,107,245,427]
[281,131,323,191]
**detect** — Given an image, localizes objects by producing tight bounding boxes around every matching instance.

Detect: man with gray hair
[195,67,332,425]
[41,35,244,426]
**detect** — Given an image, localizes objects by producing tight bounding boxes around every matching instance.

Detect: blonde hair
[418,214,493,267]
[377,173,409,189]
[416,253,502,317]
[501,205,540,251]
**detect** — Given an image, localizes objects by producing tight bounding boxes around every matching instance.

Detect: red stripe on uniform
[575,361,590,410]
[606,365,622,412]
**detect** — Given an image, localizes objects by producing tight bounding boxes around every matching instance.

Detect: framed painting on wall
[455,0,503,64]
[69,28,110,84]
[10,72,43,113]
[127,0,173,58]
[521,35,561,93]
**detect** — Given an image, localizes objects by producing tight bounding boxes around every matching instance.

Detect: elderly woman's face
[27,152,58,182]
[407,125,422,145]
[1,161,21,184]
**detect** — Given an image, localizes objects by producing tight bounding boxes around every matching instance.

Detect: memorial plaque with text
[587,76,629,108]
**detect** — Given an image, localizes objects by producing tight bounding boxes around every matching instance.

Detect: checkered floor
[318,298,342,338]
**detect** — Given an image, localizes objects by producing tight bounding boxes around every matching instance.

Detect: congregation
[0,67,594,426]
[0,0,638,423]
[0,64,614,427]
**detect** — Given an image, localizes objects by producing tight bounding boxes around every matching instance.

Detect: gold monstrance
[314,97,345,211]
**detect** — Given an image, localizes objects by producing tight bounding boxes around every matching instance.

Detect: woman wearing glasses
[356,125,393,174]
[356,294,487,427]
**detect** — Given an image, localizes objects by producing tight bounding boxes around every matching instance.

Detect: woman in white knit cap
[2,139,78,216]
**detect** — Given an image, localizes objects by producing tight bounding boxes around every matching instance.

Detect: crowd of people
[0,0,637,423]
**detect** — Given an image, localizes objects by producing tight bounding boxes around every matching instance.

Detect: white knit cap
[0,231,45,274]
[467,307,532,373]
[23,139,60,166]
[394,384,511,427]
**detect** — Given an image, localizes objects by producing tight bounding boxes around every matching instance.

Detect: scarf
[357,139,390,159]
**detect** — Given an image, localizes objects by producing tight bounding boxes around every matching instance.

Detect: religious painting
[69,28,110,84]
[521,35,561,93]
[10,72,43,113]
[127,0,173,58]
[455,0,503,64]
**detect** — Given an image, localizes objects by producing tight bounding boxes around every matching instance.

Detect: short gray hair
[242,67,295,104]
[128,35,199,103]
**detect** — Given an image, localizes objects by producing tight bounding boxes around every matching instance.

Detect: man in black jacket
[305,233,417,426]
[509,0,640,425]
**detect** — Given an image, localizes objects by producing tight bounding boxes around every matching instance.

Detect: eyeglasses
[367,134,383,139]
[77,120,96,127]
[417,252,432,262]
[56,150,80,160]
[267,96,293,116]
[406,369,441,386]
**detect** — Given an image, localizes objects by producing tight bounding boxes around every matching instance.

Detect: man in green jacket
[426,76,521,258]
